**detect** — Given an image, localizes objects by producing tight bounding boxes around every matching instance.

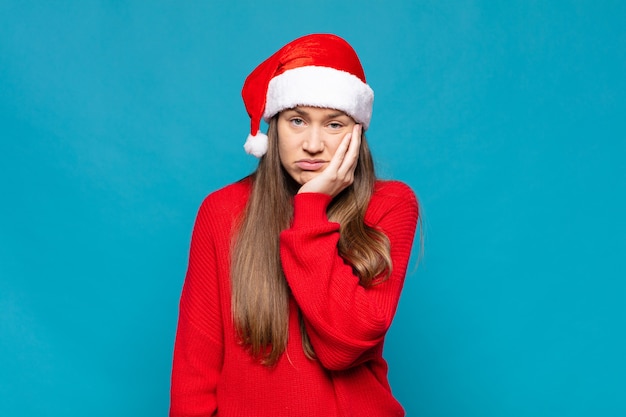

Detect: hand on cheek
[298,124,362,197]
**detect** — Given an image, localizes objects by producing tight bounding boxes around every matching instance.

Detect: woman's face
[277,106,356,185]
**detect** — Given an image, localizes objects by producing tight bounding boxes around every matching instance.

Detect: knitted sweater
[170,178,419,417]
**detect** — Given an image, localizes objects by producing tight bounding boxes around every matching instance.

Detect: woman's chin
[297,171,321,185]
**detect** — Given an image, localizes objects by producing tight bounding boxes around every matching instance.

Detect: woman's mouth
[295,159,326,171]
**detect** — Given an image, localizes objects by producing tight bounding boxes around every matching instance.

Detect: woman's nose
[303,127,324,154]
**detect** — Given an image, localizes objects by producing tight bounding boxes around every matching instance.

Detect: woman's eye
[328,122,343,129]
[291,118,304,126]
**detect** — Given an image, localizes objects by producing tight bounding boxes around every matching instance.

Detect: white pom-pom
[243,131,268,157]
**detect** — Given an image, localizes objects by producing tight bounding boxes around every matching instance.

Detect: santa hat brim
[263,66,374,129]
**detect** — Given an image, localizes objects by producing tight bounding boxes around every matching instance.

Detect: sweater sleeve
[279,182,419,371]
[170,199,223,417]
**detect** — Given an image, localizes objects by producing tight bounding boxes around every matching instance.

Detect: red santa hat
[241,33,374,157]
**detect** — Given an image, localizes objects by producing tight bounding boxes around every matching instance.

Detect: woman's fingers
[338,124,361,175]
[326,129,354,172]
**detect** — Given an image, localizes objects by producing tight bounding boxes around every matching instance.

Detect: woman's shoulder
[199,176,252,215]
[367,180,419,224]
[373,180,418,205]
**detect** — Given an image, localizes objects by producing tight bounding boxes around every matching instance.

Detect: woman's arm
[170,200,223,417]
[279,182,418,371]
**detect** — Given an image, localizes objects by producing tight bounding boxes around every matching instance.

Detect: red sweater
[170,178,419,417]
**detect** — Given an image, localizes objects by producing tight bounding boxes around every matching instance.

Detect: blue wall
[1,1,624,416]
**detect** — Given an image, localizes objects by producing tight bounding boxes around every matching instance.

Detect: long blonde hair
[231,116,391,365]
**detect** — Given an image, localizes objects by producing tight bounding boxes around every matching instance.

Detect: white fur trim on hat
[263,66,374,129]
[244,131,269,157]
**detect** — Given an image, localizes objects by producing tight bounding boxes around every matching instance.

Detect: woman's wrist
[290,193,333,228]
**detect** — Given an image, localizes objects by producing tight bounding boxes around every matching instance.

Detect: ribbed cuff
[291,193,333,228]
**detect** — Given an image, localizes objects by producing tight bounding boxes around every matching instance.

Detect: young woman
[170,34,419,417]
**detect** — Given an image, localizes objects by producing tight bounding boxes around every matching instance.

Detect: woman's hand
[297,124,362,197]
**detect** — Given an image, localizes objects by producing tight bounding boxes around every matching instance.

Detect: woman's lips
[295,160,326,170]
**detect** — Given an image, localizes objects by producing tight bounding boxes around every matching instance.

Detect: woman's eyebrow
[291,107,347,118]
[291,107,309,116]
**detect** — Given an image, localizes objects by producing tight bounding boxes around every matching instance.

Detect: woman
[170,33,419,417]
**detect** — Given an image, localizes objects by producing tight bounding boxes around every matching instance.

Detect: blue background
[1,1,624,416]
